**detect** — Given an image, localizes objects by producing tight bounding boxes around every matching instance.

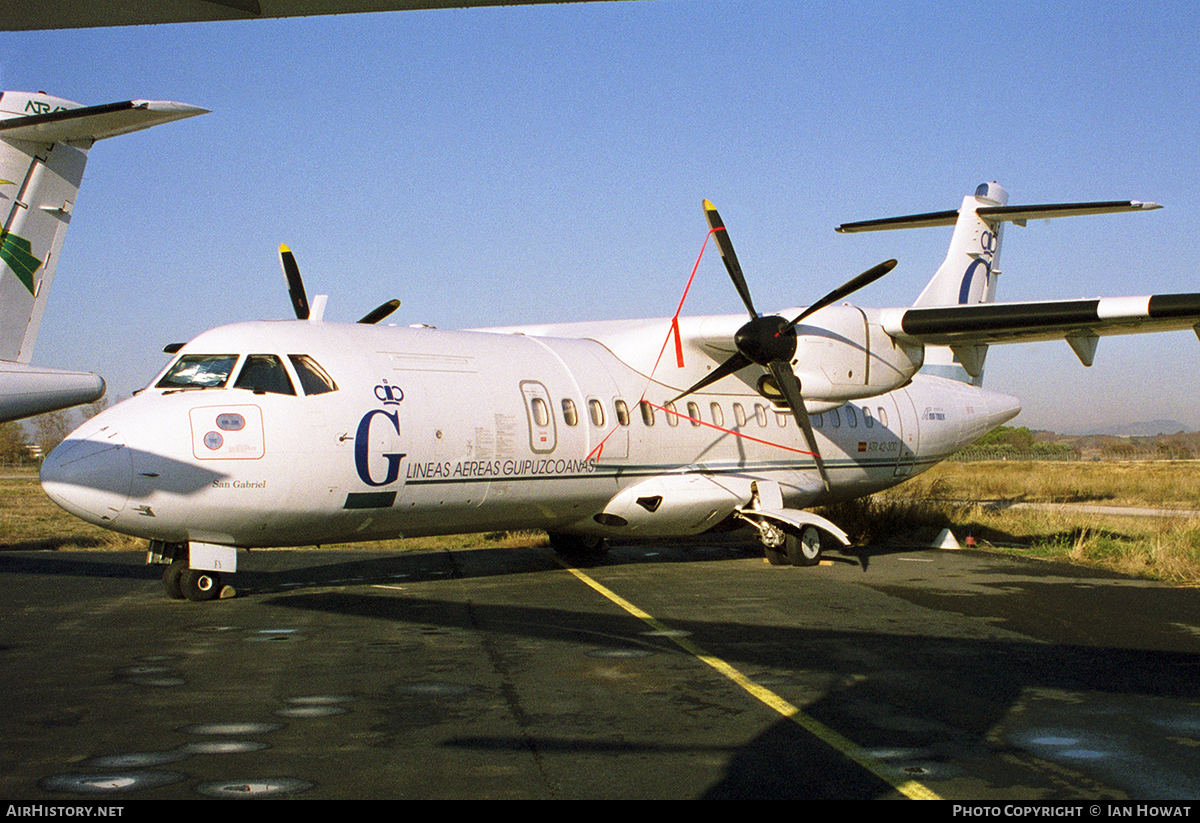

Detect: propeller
[671,200,897,492]
[279,243,309,320]
[358,299,401,325]
[277,244,400,325]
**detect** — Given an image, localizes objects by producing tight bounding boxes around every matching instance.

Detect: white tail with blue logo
[837,182,1161,385]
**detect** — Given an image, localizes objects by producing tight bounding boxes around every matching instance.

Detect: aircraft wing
[0,100,208,143]
[3,1,615,31]
[881,293,1200,367]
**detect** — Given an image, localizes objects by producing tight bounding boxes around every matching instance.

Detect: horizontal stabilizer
[0,99,208,143]
[836,200,1160,233]
[883,293,1200,347]
[0,362,104,423]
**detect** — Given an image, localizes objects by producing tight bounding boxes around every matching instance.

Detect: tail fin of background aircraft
[0,92,207,365]
[0,92,206,423]
[836,182,1161,386]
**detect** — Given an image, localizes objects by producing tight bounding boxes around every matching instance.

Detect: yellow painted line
[557,560,941,800]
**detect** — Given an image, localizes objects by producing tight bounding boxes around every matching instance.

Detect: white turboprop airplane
[0,91,207,423]
[39,182,1200,601]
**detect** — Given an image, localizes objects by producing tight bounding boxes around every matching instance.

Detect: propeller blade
[703,199,758,319]
[785,259,897,329]
[358,299,401,325]
[767,360,831,493]
[279,244,309,321]
[670,350,752,403]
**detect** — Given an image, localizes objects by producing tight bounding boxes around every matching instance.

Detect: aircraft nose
[40,426,133,527]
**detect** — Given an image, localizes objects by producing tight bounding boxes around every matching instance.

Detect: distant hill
[956,425,1200,460]
[1032,427,1200,460]
[1104,420,1191,437]
[1045,419,1193,437]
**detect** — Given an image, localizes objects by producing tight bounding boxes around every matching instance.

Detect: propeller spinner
[277,244,400,325]
[671,200,897,492]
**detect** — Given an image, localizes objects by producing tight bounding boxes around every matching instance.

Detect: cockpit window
[288,355,338,395]
[234,354,296,395]
[156,354,239,389]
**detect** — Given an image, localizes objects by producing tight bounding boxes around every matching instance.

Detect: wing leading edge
[881,293,1200,369]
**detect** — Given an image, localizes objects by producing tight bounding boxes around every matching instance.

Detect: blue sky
[3,0,1198,432]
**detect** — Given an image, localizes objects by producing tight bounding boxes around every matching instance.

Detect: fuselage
[40,317,1020,547]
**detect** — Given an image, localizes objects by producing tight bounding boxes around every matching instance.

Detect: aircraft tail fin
[0,92,207,364]
[837,182,1161,385]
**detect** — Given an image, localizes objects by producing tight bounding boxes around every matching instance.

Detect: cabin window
[588,398,605,427]
[288,355,338,395]
[615,399,630,426]
[846,405,857,428]
[156,354,239,389]
[733,403,746,427]
[664,400,679,427]
[829,408,841,428]
[687,401,701,426]
[877,407,888,427]
[813,413,823,429]
[640,401,655,426]
[755,404,768,427]
[234,354,296,395]
[863,407,874,428]
[776,410,789,427]
[710,402,724,427]
[562,399,579,426]
[531,397,550,427]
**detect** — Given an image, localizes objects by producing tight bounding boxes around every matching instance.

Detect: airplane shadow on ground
[5,542,1199,798]
[0,530,999,593]
[266,583,1200,799]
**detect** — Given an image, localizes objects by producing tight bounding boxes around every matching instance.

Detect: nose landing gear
[152,541,236,602]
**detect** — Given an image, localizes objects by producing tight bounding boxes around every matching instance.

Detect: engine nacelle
[789,305,922,407]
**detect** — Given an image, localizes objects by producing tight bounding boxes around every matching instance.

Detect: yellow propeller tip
[279,243,291,254]
[702,199,715,210]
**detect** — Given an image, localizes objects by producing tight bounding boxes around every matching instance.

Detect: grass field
[820,461,1200,585]
[5,461,1200,585]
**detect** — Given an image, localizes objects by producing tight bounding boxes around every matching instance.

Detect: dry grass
[8,460,1200,584]
[0,471,144,552]
[0,468,548,555]
[819,461,1200,585]
[303,530,550,554]
[897,459,1200,508]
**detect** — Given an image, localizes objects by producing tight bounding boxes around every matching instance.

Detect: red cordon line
[643,400,817,457]
[589,229,815,464]
[587,400,817,463]
[586,428,611,461]
[589,228,719,462]
[647,226,717,376]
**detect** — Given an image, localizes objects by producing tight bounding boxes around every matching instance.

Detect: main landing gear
[547,531,609,560]
[756,521,825,567]
[151,541,235,602]
[734,481,850,568]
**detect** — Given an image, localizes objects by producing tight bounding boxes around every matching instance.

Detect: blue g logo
[354,409,405,487]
